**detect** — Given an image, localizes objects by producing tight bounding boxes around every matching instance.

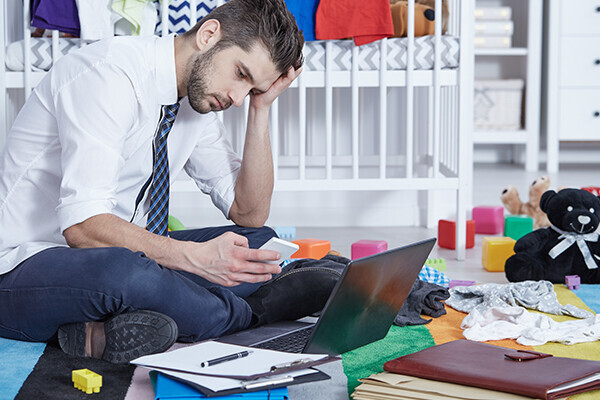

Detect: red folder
[383,340,600,400]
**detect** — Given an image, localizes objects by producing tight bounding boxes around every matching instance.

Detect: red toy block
[351,240,388,260]
[291,239,331,259]
[438,219,475,250]
[565,275,581,290]
[582,187,600,196]
[472,206,504,234]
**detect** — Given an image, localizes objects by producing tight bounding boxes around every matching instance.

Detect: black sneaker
[58,310,178,364]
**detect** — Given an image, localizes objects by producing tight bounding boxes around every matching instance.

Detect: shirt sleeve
[53,62,138,232]
[182,115,241,219]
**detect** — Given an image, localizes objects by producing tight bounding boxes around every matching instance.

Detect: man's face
[186,43,281,114]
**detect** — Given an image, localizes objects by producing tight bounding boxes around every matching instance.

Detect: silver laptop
[218,238,436,356]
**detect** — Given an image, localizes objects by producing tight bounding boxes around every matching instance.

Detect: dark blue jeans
[0,225,277,343]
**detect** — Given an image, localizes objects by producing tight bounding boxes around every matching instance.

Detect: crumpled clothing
[315,0,394,45]
[394,279,449,326]
[446,280,593,319]
[418,264,450,288]
[461,306,600,346]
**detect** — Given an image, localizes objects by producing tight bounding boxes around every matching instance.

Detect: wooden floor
[297,162,598,285]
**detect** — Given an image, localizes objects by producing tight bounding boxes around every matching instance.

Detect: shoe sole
[58,310,178,364]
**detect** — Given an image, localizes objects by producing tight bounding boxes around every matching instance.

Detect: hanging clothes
[30,0,81,37]
[112,0,156,36]
[315,0,393,46]
[284,0,320,41]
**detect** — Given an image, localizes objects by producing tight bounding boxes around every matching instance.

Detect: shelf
[475,47,528,56]
[473,129,528,144]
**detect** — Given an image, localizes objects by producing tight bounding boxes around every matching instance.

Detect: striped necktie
[146,102,180,235]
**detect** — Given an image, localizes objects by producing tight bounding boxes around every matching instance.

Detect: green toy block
[168,215,185,232]
[504,215,534,240]
[426,257,446,271]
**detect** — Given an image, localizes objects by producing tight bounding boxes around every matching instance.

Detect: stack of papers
[132,341,337,397]
[352,372,536,400]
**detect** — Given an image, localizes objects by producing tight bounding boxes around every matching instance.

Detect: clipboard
[133,341,338,397]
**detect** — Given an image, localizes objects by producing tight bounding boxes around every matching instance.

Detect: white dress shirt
[0,34,241,275]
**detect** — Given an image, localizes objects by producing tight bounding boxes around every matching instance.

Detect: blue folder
[151,371,289,400]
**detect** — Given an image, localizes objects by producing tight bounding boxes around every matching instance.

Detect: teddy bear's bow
[549,226,599,270]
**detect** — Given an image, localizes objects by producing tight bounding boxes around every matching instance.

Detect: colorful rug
[1,284,598,400]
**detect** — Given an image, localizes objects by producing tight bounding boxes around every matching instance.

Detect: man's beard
[186,46,231,114]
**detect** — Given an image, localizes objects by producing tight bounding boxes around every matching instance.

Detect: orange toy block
[437,219,475,249]
[291,239,331,259]
[482,236,516,272]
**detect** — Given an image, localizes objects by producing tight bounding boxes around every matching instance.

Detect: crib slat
[23,0,31,97]
[379,38,388,179]
[325,41,333,180]
[298,73,306,180]
[51,30,59,65]
[161,0,169,36]
[351,44,359,179]
[271,98,279,181]
[190,0,198,27]
[432,0,442,178]
[405,0,415,179]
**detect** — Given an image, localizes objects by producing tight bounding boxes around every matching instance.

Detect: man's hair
[182,0,304,73]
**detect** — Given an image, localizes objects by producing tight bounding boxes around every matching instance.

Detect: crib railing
[1,0,474,259]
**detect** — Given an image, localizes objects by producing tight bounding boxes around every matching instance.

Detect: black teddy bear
[505,188,600,284]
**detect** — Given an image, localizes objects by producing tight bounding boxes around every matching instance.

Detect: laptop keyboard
[253,326,315,353]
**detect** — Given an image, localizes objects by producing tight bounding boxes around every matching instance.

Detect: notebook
[219,238,436,355]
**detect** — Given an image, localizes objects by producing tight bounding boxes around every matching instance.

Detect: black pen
[200,350,253,368]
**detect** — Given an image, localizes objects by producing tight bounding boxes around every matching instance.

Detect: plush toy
[390,0,449,37]
[505,188,600,284]
[390,2,435,37]
[501,176,551,230]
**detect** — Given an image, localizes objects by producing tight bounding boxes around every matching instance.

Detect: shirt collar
[155,33,179,106]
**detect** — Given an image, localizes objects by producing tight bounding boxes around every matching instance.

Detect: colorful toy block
[565,275,581,290]
[167,215,185,232]
[274,226,296,240]
[72,369,102,394]
[437,219,475,250]
[291,239,331,259]
[481,236,516,272]
[351,240,388,259]
[472,206,504,234]
[504,215,534,240]
[449,279,476,288]
[582,187,600,196]
[426,257,447,272]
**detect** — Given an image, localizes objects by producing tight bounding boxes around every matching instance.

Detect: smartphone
[258,237,300,265]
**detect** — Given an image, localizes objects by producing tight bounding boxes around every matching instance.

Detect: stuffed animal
[505,188,600,284]
[390,2,435,37]
[390,0,449,36]
[501,176,551,230]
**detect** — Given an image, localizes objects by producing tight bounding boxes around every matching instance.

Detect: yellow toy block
[291,239,331,259]
[72,369,102,394]
[482,236,516,272]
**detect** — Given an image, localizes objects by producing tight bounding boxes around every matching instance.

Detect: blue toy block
[274,226,296,240]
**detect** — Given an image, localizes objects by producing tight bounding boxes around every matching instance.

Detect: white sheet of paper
[131,341,328,391]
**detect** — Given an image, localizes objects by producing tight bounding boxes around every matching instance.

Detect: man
[0,0,339,364]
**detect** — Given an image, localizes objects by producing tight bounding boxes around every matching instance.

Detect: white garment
[0,34,241,275]
[461,306,600,346]
[76,0,158,39]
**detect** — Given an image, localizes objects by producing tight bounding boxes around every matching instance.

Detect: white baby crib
[0,0,474,259]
